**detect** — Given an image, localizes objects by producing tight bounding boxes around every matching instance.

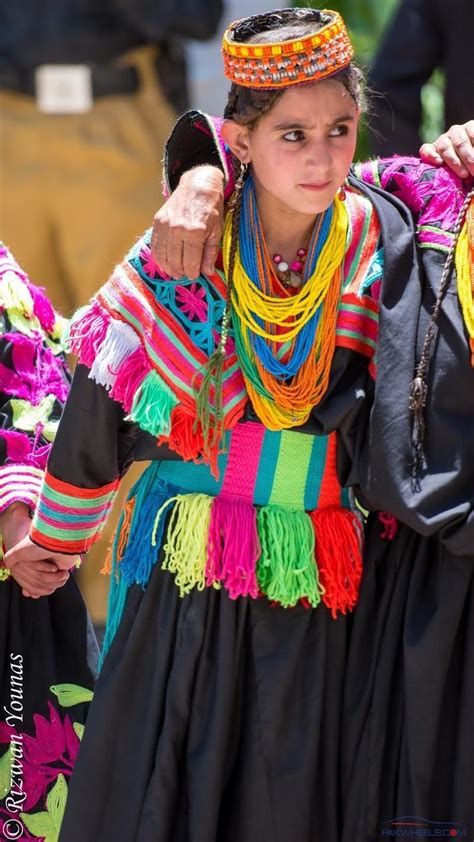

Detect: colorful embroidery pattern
[0,464,44,514]
[336,189,382,363]
[336,293,378,359]
[0,246,71,581]
[66,190,381,475]
[353,158,466,253]
[0,684,92,840]
[31,471,119,554]
[67,258,248,475]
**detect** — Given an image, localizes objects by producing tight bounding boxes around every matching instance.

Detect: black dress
[161,115,474,837]
[40,183,382,842]
[341,166,474,839]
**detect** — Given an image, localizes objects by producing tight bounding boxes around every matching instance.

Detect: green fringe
[256,506,323,608]
[130,370,179,437]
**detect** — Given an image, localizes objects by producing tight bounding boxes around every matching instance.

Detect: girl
[7,8,473,841]
[0,246,97,839]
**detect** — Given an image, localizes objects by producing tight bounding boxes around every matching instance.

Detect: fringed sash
[101,422,364,659]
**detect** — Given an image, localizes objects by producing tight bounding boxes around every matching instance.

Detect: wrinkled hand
[151,165,225,280]
[420,121,474,179]
[4,531,76,599]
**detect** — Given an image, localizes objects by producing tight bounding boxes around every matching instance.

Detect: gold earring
[229,161,248,208]
[236,161,248,190]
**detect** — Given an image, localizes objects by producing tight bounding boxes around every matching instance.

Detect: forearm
[29,364,135,555]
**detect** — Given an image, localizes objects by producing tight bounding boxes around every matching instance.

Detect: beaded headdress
[222,8,354,90]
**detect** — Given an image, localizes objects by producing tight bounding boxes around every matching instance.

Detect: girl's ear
[221,119,252,164]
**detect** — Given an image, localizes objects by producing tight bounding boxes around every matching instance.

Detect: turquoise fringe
[100,464,179,664]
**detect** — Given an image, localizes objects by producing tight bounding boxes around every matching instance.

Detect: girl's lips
[299,182,332,191]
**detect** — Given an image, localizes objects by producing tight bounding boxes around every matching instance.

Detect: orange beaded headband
[222,8,354,90]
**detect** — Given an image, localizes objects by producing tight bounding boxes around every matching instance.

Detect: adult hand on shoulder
[151,165,225,280]
[4,533,77,598]
[420,121,474,179]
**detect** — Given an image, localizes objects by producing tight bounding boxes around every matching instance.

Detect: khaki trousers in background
[0,47,175,623]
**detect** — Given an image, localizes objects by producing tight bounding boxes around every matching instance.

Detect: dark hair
[222,8,364,320]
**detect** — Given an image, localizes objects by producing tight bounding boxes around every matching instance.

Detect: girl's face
[223,78,359,218]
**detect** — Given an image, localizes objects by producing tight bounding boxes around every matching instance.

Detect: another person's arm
[152,113,474,279]
[5,364,138,575]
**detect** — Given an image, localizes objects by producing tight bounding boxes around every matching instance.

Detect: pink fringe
[378,511,398,540]
[27,284,56,333]
[206,496,260,599]
[68,301,111,368]
[0,430,50,468]
[0,430,31,462]
[109,347,150,413]
[0,332,68,404]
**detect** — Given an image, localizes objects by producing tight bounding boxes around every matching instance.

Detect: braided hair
[196,9,364,461]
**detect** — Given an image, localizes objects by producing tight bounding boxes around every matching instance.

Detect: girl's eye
[282,130,305,143]
[329,124,349,138]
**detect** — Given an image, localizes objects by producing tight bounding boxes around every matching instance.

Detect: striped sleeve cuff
[0,464,44,513]
[30,470,120,554]
[336,292,378,359]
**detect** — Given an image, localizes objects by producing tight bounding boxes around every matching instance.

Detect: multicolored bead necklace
[273,248,307,289]
[222,175,348,429]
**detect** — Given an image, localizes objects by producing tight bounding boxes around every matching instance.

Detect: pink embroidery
[176,283,208,321]
[379,511,398,540]
[139,243,161,279]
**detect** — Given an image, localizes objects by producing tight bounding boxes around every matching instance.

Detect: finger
[21,582,57,598]
[448,123,474,176]
[202,237,221,277]
[435,131,469,178]
[30,561,59,573]
[183,240,207,280]
[168,240,185,280]
[419,142,443,166]
[151,214,169,273]
[50,552,81,571]
[5,540,48,569]
[32,572,69,588]
[13,563,67,587]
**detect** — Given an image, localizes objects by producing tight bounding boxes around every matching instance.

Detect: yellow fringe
[455,198,474,363]
[155,494,213,597]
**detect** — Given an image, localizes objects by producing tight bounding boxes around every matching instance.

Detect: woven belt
[156,420,351,512]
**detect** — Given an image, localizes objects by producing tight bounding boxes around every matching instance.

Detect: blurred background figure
[0,0,223,624]
[368,0,474,155]
[0,0,223,315]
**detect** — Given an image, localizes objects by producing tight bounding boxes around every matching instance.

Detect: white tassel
[89,318,141,389]
[0,270,34,314]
